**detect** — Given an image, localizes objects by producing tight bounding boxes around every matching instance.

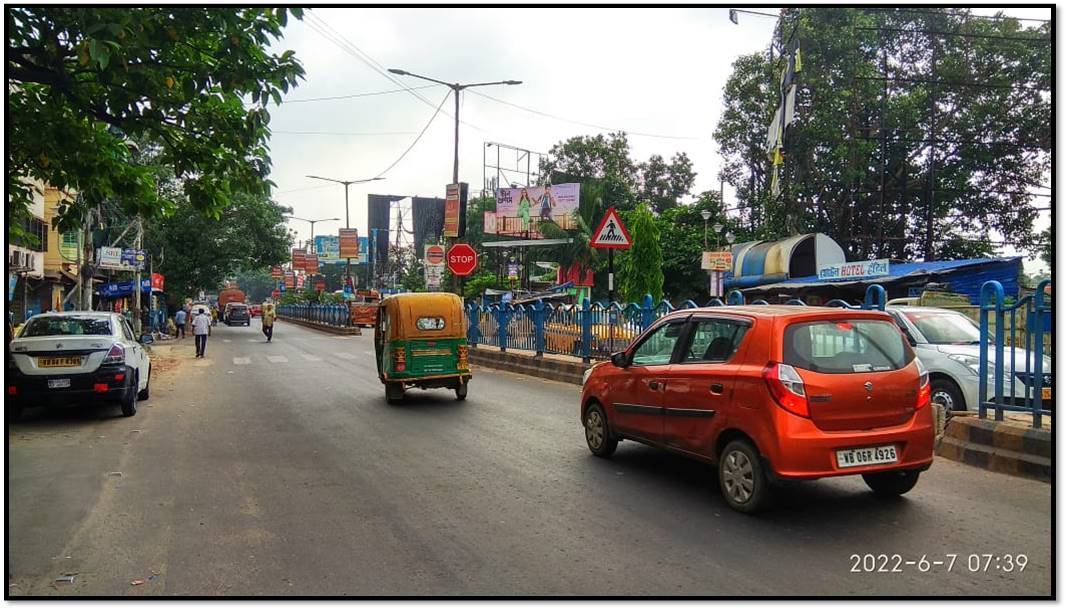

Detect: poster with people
[492,183,580,238]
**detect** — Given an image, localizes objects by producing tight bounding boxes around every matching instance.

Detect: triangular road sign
[590,207,632,249]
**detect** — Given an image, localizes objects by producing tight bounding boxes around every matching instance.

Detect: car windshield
[784,319,912,374]
[19,317,112,337]
[904,310,982,344]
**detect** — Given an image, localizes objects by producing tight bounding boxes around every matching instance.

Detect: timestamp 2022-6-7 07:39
[850,553,1029,574]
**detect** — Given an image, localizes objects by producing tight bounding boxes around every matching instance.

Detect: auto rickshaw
[374,292,471,403]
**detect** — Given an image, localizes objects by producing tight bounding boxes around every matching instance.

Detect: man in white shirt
[192,307,212,358]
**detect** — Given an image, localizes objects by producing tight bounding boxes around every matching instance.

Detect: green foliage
[619,203,664,302]
[714,8,1050,261]
[654,191,742,301]
[462,272,501,300]
[638,153,696,213]
[231,268,276,303]
[7,7,305,231]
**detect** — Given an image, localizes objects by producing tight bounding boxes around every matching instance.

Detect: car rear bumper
[7,365,131,407]
[766,407,935,480]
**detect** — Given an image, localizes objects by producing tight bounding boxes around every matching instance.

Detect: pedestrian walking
[261,303,276,342]
[174,308,187,339]
[192,307,211,358]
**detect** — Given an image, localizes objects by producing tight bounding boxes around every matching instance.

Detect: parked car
[579,305,934,513]
[7,311,152,422]
[885,306,1052,413]
[224,303,251,326]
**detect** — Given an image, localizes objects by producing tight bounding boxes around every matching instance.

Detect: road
[7,320,1053,596]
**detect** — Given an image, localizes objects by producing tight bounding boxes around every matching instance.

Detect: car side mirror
[140,334,154,345]
[610,351,629,368]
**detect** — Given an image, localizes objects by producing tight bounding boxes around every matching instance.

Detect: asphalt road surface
[7,320,1053,596]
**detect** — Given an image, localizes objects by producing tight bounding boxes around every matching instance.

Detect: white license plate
[47,378,71,389]
[836,445,898,469]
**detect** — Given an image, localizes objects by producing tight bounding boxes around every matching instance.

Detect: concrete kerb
[469,346,590,386]
[277,316,363,336]
[937,414,1051,482]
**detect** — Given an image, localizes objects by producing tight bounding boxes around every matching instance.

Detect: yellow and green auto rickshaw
[374,292,471,403]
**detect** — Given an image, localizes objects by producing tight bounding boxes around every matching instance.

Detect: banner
[315,235,341,263]
[296,273,305,289]
[285,272,295,289]
[97,247,124,270]
[818,258,890,281]
[443,183,468,238]
[306,252,319,274]
[271,266,284,279]
[701,251,734,271]
[507,262,520,280]
[121,248,146,269]
[292,248,306,272]
[483,211,498,235]
[339,228,360,261]
[492,183,580,237]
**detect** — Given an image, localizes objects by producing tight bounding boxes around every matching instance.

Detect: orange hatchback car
[580,306,934,513]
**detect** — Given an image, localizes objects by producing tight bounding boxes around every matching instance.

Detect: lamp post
[285,215,341,253]
[305,175,385,290]
[712,223,724,250]
[387,69,522,185]
[700,209,712,249]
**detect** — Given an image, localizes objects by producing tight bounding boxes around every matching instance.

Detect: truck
[218,287,246,311]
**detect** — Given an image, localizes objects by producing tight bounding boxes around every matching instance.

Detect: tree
[7,7,305,231]
[655,191,743,302]
[638,153,696,212]
[231,268,276,303]
[714,8,1050,261]
[619,203,664,302]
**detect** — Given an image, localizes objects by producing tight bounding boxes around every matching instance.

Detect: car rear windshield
[19,317,112,337]
[783,319,911,374]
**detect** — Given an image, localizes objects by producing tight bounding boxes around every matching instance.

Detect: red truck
[218,287,246,312]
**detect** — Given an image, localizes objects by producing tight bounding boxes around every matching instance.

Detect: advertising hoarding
[339,228,359,261]
[443,183,468,238]
[492,183,580,237]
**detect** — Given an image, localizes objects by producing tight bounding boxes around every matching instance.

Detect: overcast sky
[265,6,1051,272]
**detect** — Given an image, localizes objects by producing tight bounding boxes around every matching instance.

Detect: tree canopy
[7,7,305,231]
[714,8,1050,261]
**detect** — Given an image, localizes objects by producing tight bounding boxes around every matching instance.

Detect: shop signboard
[339,228,360,261]
[817,258,890,281]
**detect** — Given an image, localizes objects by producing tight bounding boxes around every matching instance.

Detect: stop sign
[425,245,445,265]
[446,243,478,276]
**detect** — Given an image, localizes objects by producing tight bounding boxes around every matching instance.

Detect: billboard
[339,228,359,261]
[492,183,580,238]
[315,235,340,263]
[444,183,468,238]
[292,248,306,272]
[306,252,319,274]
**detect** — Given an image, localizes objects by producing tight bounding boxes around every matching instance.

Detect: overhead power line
[374,91,451,177]
[273,130,419,137]
[467,89,705,141]
[282,84,441,104]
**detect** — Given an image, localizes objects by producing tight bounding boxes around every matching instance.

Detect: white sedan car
[7,311,152,421]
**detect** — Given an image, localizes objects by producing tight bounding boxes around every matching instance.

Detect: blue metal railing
[277,303,352,327]
[462,284,892,362]
[978,280,1051,428]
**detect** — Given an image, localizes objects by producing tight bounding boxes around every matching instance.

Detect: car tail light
[102,344,125,366]
[7,386,16,396]
[763,362,809,418]
[915,358,931,410]
[93,383,109,393]
[114,373,125,381]
[393,347,407,373]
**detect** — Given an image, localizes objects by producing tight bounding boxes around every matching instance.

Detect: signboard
[444,183,469,238]
[446,243,478,276]
[296,273,305,289]
[817,258,890,281]
[8,274,17,301]
[284,273,295,289]
[702,251,734,272]
[315,235,341,263]
[97,247,124,270]
[359,236,369,260]
[292,248,306,272]
[590,207,632,249]
[271,266,284,279]
[272,289,281,298]
[306,252,319,274]
[150,273,165,291]
[121,248,146,269]
[339,228,360,261]
[492,183,580,237]
[425,264,445,290]
[483,211,498,235]
[507,262,520,280]
[425,245,446,266]
[314,277,326,292]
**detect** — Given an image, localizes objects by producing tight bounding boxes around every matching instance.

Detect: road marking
[363,351,375,356]
[233,357,251,365]
[223,339,232,343]
[247,339,259,342]
[301,354,323,362]
[266,355,288,363]
[336,352,357,360]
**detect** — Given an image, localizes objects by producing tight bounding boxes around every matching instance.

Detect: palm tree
[534,180,607,276]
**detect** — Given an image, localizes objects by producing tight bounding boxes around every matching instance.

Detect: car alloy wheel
[931,389,954,411]
[721,449,755,505]
[585,409,605,450]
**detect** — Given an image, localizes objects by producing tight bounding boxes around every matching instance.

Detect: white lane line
[266,355,289,363]
[223,339,232,343]
[301,354,323,362]
[247,338,259,342]
[336,352,357,360]
[233,357,251,365]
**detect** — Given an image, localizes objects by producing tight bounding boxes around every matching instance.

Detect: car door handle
[710,383,724,395]
[648,380,662,390]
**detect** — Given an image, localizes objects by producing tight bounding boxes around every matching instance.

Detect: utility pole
[133,217,143,335]
[305,175,384,294]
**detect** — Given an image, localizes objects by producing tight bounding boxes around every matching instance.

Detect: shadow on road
[383,390,468,411]
[9,402,128,429]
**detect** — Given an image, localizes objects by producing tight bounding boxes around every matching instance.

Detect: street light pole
[305,175,384,292]
[387,68,522,187]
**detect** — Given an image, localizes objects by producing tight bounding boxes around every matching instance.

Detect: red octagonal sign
[447,243,478,276]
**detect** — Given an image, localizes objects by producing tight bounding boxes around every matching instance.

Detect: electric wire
[373,91,451,178]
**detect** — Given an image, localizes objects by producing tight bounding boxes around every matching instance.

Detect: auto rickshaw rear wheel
[385,382,405,404]
[455,382,468,401]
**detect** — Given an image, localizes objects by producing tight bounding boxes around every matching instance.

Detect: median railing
[465,285,890,364]
[277,303,353,328]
